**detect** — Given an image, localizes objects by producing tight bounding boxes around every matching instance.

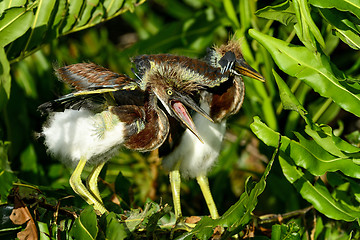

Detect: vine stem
[312,98,333,123]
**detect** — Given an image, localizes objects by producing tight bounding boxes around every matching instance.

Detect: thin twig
[254,206,314,225]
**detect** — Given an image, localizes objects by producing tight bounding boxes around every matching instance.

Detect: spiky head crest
[144,61,204,97]
[214,39,243,59]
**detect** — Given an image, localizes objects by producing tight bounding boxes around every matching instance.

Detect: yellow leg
[169,169,182,219]
[69,157,107,214]
[86,161,106,204]
[196,175,219,219]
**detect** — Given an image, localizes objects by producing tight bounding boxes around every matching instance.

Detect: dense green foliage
[1,0,360,239]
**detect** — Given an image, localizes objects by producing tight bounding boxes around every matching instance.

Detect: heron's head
[208,40,265,82]
[141,61,213,142]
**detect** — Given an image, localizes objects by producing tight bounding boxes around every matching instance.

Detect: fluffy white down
[42,109,125,167]
[162,107,226,179]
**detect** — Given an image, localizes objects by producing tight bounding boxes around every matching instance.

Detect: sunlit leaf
[279,154,360,221]
[251,117,360,179]
[0,6,34,47]
[249,29,360,117]
[293,0,325,48]
[104,0,125,17]
[309,0,360,20]
[23,0,57,52]
[318,8,360,50]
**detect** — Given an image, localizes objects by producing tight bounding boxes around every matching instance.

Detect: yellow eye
[167,89,173,95]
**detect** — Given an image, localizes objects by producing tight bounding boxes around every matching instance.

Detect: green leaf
[60,1,84,33]
[105,212,129,240]
[271,222,301,240]
[104,0,125,17]
[249,29,360,117]
[0,47,10,111]
[293,0,326,48]
[305,125,360,156]
[77,0,101,27]
[0,170,16,204]
[0,141,16,204]
[279,154,360,221]
[115,171,131,205]
[272,69,316,128]
[223,0,240,28]
[0,6,34,47]
[23,0,56,52]
[70,206,98,240]
[309,0,360,20]
[318,8,360,50]
[145,204,172,238]
[251,117,360,179]
[125,202,158,232]
[256,0,297,26]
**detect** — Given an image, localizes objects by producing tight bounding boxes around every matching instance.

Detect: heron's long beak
[169,92,213,143]
[170,100,204,143]
[234,58,265,82]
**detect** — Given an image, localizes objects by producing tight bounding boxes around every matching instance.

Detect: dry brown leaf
[185,216,201,224]
[10,194,38,240]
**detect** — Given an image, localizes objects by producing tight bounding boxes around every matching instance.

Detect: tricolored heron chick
[134,41,264,220]
[38,63,209,214]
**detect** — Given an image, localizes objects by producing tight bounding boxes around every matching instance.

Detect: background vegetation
[1,0,360,239]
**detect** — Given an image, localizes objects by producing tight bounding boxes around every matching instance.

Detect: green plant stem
[312,98,333,123]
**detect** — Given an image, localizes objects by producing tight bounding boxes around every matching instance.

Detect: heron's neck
[124,91,169,152]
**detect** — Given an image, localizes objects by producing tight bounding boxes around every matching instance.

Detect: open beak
[171,100,204,143]
[234,58,265,82]
[169,93,213,143]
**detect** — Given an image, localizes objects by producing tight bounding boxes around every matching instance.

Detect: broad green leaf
[5,1,145,63]
[279,154,360,221]
[305,125,360,156]
[70,206,98,240]
[319,8,360,50]
[249,29,360,117]
[105,212,129,240]
[0,6,34,47]
[251,117,360,179]
[309,0,360,20]
[0,0,27,13]
[256,0,297,26]
[0,47,10,111]
[178,145,276,239]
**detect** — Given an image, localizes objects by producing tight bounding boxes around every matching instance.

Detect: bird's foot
[170,216,194,239]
